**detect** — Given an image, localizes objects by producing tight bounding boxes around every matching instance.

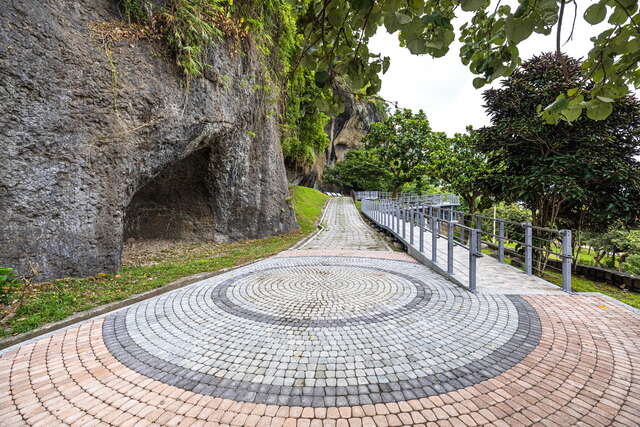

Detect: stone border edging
[289,196,331,250]
[0,268,236,351]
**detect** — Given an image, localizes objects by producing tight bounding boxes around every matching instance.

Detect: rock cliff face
[287,90,383,189]
[0,0,296,281]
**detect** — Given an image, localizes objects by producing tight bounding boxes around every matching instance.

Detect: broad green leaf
[473,77,487,88]
[584,3,607,25]
[327,6,343,26]
[396,12,412,25]
[586,100,613,120]
[382,0,402,12]
[601,84,628,98]
[504,18,534,44]
[618,0,637,7]
[567,88,579,96]
[408,0,424,12]
[608,6,627,25]
[623,38,640,54]
[545,94,569,113]
[384,13,399,32]
[382,56,391,74]
[562,106,583,122]
[461,0,485,12]
[406,38,428,54]
[597,96,614,103]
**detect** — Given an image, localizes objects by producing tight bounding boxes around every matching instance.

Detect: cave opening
[123,148,215,243]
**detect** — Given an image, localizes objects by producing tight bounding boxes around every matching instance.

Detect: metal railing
[360,193,573,293]
[355,191,461,207]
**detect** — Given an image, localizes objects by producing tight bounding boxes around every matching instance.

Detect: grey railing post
[396,205,400,234]
[431,217,439,264]
[419,210,424,252]
[385,201,389,228]
[382,201,386,227]
[401,207,406,238]
[561,229,572,293]
[447,221,456,274]
[469,229,478,293]
[498,220,505,263]
[410,208,414,245]
[524,223,533,275]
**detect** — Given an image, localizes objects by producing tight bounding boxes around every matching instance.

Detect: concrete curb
[0,263,254,352]
[290,197,331,250]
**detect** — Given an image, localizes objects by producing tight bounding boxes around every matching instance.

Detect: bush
[0,268,20,305]
[623,254,640,276]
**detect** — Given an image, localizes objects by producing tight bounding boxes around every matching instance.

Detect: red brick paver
[1,294,638,426]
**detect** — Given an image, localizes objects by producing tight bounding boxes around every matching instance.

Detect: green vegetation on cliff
[118,0,336,169]
[0,186,328,339]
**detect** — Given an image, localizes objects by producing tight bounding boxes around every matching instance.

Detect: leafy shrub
[623,254,640,276]
[0,268,20,305]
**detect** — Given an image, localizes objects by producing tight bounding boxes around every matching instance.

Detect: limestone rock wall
[0,0,296,281]
[287,90,384,189]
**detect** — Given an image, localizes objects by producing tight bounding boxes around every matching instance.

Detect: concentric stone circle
[211,264,430,327]
[227,266,417,320]
[103,256,541,407]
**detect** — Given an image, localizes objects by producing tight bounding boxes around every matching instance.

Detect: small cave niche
[124,148,215,242]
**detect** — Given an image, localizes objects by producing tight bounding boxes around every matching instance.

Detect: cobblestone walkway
[299,198,389,251]
[1,198,639,426]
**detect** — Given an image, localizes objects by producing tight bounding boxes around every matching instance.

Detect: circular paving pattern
[103,257,541,407]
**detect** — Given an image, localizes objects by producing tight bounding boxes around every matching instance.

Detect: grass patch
[290,185,329,233]
[542,270,640,309]
[481,248,640,309]
[0,186,328,338]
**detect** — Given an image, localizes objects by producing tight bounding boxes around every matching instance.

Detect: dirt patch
[122,239,223,267]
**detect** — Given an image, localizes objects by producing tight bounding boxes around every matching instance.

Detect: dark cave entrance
[124,148,215,242]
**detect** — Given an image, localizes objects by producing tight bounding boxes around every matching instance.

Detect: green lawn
[481,248,640,309]
[542,269,640,309]
[0,186,328,338]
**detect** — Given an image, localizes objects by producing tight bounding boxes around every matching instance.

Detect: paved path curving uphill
[1,197,639,426]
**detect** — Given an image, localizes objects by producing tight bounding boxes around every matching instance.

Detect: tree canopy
[363,109,446,195]
[323,149,392,191]
[294,0,640,121]
[476,53,640,230]
[429,129,497,213]
[122,0,640,126]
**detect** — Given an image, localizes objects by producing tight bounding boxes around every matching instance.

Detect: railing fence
[360,193,572,293]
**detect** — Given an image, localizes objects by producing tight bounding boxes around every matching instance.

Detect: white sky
[368,4,610,136]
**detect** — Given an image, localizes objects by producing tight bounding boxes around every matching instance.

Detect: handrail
[359,194,573,293]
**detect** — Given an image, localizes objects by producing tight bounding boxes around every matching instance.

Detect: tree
[363,109,445,196]
[477,53,640,233]
[292,0,640,121]
[584,229,640,270]
[624,254,640,276]
[323,150,392,191]
[429,129,497,214]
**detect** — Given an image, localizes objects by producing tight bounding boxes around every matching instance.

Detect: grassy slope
[0,186,328,337]
[481,248,640,308]
[543,270,640,308]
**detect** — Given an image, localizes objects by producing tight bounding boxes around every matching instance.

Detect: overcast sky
[368,4,609,136]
